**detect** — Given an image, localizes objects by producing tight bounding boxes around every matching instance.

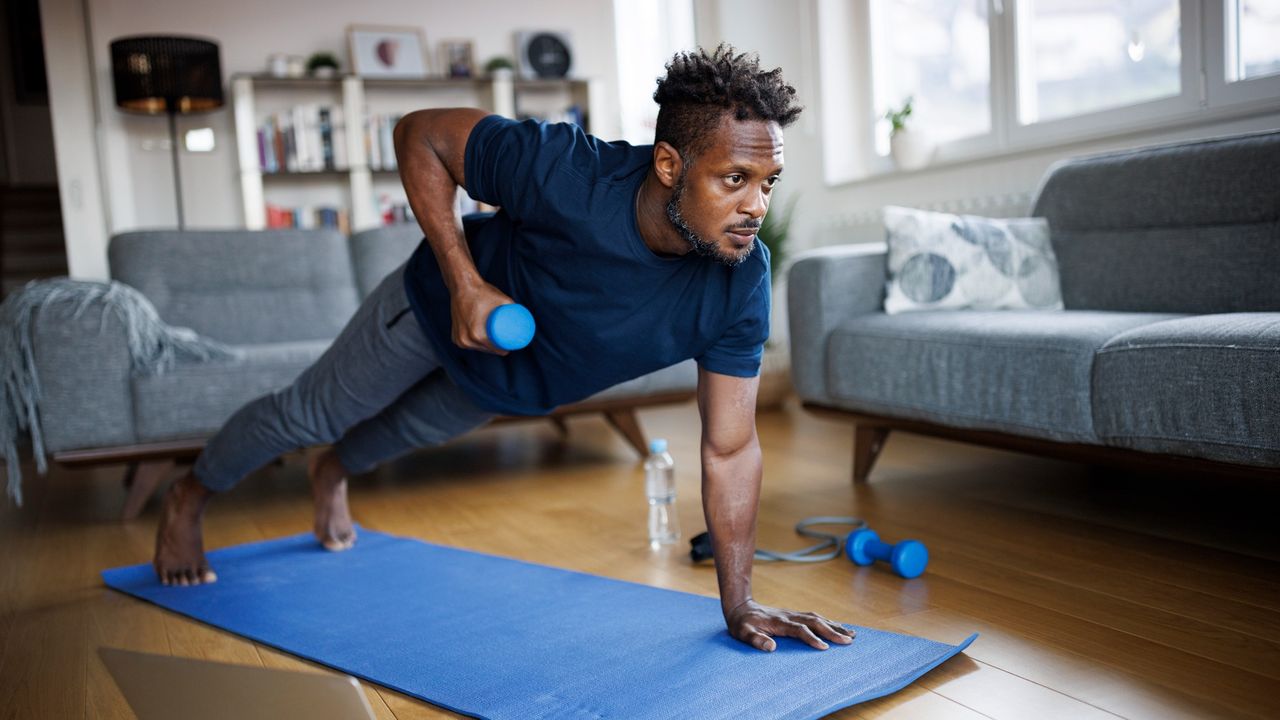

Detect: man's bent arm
[393,108,508,354]
[698,367,856,652]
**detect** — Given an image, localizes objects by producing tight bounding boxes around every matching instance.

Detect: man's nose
[740,186,767,219]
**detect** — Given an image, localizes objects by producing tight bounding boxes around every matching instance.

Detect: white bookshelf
[231,73,598,231]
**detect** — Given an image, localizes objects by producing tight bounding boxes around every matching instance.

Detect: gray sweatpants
[193,264,493,492]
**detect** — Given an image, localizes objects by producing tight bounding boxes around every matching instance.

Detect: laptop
[99,647,377,720]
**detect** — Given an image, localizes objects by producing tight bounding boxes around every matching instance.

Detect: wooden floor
[2,399,1278,719]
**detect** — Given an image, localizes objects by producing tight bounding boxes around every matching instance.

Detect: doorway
[1,0,66,299]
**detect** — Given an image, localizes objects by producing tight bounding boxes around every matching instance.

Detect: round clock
[522,32,572,79]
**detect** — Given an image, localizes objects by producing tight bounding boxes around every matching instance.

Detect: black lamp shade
[110,35,224,114]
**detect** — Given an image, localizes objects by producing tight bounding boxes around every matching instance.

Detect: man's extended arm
[393,108,510,355]
[698,367,855,652]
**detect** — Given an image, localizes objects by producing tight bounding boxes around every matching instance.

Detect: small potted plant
[483,56,515,79]
[885,96,934,170]
[306,52,340,78]
[754,194,799,410]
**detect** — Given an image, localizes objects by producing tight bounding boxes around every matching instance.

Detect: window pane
[870,0,991,156]
[1230,0,1280,81]
[1017,0,1181,125]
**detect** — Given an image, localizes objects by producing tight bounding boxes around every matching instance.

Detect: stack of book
[265,203,350,232]
[258,105,348,173]
[365,112,402,171]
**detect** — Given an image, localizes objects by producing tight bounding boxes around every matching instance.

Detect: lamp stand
[167,109,185,230]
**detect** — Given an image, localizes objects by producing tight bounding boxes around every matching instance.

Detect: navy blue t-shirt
[403,115,770,415]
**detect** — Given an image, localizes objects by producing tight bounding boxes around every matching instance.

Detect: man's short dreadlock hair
[652,44,802,162]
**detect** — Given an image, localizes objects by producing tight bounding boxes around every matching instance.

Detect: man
[154,45,854,654]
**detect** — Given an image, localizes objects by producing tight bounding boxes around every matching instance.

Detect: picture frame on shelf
[440,39,475,78]
[348,25,428,78]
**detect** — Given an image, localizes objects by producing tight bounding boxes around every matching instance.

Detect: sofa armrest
[30,297,137,455]
[787,243,888,402]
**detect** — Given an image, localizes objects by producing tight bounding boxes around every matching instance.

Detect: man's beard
[665,171,756,268]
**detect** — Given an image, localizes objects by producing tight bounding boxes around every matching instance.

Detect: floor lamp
[110,36,224,230]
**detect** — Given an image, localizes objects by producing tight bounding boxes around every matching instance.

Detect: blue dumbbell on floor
[486,304,536,351]
[845,528,929,579]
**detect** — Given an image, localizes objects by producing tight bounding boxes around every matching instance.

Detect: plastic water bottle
[645,438,680,549]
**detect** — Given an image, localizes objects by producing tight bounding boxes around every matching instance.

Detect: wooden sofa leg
[603,409,649,459]
[853,425,890,484]
[549,416,570,438]
[122,459,176,521]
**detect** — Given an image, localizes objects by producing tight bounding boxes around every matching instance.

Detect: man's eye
[726,175,745,186]
[764,176,781,188]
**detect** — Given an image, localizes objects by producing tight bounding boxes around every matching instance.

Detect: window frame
[819,0,1280,186]
[1206,0,1280,106]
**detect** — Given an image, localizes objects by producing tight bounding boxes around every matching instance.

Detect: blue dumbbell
[486,303,536,351]
[845,528,928,579]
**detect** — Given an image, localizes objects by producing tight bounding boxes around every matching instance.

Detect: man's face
[666,116,784,267]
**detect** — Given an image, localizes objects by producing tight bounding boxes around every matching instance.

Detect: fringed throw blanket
[0,278,237,505]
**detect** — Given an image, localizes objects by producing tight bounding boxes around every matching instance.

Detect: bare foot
[308,449,357,551]
[153,473,217,586]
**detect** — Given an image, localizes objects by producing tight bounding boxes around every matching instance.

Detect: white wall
[49,0,623,275]
[698,0,1280,255]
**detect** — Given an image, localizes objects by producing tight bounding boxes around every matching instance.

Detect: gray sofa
[29,224,696,516]
[789,130,1280,480]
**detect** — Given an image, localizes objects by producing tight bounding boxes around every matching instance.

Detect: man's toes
[197,567,218,584]
[321,536,351,552]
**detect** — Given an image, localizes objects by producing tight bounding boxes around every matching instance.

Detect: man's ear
[652,141,684,190]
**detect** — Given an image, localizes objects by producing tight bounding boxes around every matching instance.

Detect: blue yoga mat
[103,529,975,719]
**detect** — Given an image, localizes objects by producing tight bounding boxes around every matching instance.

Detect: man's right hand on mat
[726,599,856,652]
[451,280,513,356]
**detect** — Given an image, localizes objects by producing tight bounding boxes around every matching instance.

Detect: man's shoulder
[475,116,650,184]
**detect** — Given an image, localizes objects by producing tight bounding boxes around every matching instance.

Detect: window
[1228,0,1280,81]
[818,0,1280,183]
[613,0,696,145]
[869,0,991,154]
[1016,0,1182,124]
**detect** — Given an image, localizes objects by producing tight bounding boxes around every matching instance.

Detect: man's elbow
[393,111,425,148]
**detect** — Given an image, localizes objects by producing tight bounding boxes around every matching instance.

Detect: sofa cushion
[1093,314,1280,466]
[131,340,330,443]
[883,206,1062,314]
[349,224,422,299]
[109,230,361,344]
[825,311,1183,443]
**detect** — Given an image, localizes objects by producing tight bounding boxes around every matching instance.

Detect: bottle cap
[649,438,668,454]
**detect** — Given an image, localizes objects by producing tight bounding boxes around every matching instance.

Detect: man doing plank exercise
[153,45,854,654]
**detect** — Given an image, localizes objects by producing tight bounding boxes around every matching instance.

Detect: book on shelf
[257,104,348,174]
[365,111,402,172]
[265,203,350,233]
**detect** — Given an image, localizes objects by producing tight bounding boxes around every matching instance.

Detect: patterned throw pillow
[882,205,1064,314]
